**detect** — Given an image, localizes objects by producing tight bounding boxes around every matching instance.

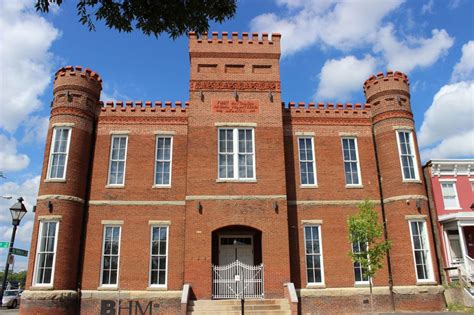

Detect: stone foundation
[299,286,446,314]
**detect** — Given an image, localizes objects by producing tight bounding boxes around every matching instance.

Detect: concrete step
[188,299,291,315]
[187,311,291,315]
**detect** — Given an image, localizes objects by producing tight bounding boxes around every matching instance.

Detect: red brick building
[21,32,445,314]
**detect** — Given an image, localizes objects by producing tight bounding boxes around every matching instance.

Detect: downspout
[371,124,396,311]
[422,161,446,285]
[76,112,98,313]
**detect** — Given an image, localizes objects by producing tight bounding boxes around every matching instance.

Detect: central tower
[184,32,291,299]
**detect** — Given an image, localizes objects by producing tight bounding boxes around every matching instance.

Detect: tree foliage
[347,200,391,281]
[35,0,237,38]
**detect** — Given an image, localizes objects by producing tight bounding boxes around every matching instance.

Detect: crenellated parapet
[363,70,412,122]
[99,100,189,125]
[282,101,372,126]
[54,65,102,99]
[189,31,280,48]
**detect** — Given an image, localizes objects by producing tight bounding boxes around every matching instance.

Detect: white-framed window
[341,137,361,186]
[100,225,121,287]
[396,131,419,181]
[154,136,173,186]
[47,127,72,180]
[352,241,369,283]
[408,220,434,282]
[304,225,324,284]
[107,135,128,186]
[33,221,59,286]
[149,226,169,287]
[440,181,460,209]
[218,128,255,180]
[298,137,317,186]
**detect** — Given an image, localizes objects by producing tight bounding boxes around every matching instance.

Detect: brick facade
[20,32,445,314]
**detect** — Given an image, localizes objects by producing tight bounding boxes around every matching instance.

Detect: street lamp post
[0,197,27,306]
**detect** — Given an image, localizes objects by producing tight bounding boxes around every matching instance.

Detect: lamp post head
[9,197,27,226]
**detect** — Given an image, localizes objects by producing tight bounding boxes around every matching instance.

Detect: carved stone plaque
[211,100,259,113]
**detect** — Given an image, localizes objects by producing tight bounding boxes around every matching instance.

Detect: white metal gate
[212,260,264,299]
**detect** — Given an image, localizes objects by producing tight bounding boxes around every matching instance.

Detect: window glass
[108,136,128,185]
[409,221,433,281]
[218,128,254,180]
[101,226,121,286]
[441,182,459,209]
[298,138,316,185]
[397,131,418,180]
[48,128,71,179]
[352,241,369,283]
[155,137,172,185]
[150,226,168,286]
[34,221,58,285]
[304,225,323,284]
[342,138,360,185]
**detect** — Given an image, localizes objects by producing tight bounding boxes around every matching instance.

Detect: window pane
[35,222,58,285]
[150,227,168,286]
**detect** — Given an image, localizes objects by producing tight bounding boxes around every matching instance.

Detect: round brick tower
[364,71,437,288]
[21,66,102,314]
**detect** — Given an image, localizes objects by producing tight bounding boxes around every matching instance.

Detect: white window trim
[153,136,173,188]
[352,241,370,285]
[341,137,362,187]
[303,224,325,286]
[148,225,169,288]
[217,127,256,181]
[46,127,72,181]
[99,225,122,288]
[408,220,435,283]
[32,220,59,287]
[440,181,461,210]
[396,130,420,182]
[107,135,128,187]
[298,137,318,187]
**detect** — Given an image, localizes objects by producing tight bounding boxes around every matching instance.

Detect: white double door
[219,236,254,266]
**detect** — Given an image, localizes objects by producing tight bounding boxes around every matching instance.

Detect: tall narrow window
[33,221,59,286]
[352,241,369,283]
[304,225,324,284]
[107,135,128,186]
[47,127,71,180]
[440,181,460,209]
[342,137,361,186]
[155,136,173,186]
[100,226,121,286]
[396,131,419,180]
[218,128,255,180]
[149,226,168,286]
[409,220,434,281]
[298,138,317,186]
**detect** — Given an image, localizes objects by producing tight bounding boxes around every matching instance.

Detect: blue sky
[0,0,473,271]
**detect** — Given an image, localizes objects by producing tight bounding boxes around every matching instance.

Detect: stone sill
[44,179,66,183]
[105,185,125,189]
[97,286,118,291]
[402,180,422,184]
[300,185,318,189]
[306,283,326,289]
[346,185,364,189]
[152,185,172,189]
[216,179,257,183]
[146,286,168,291]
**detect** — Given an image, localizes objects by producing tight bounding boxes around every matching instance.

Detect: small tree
[348,200,391,313]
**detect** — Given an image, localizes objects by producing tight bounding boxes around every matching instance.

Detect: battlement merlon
[189,32,281,58]
[54,66,103,99]
[363,70,410,103]
[100,100,189,114]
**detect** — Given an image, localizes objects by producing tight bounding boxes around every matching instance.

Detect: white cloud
[0,134,30,172]
[374,25,454,73]
[0,0,60,132]
[250,0,403,55]
[315,55,377,101]
[451,41,474,82]
[421,0,434,14]
[418,81,474,161]
[21,116,50,145]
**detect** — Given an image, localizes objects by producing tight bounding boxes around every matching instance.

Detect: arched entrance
[211,226,264,299]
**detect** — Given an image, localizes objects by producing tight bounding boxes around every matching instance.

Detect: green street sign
[11,248,28,257]
[0,242,9,248]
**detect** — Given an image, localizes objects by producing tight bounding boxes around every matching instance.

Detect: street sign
[0,242,9,248]
[11,248,28,257]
